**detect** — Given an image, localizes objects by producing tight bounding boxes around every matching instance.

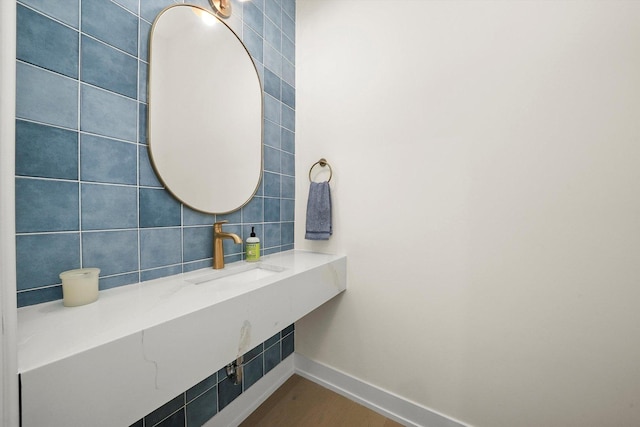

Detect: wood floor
[240,374,404,427]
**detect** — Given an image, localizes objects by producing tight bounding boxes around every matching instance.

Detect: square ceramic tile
[81,0,138,56]
[139,188,181,228]
[281,175,294,199]
[282,81,294,108]
[16,178,79,233]
[17,5,79,78]
[263,43,282,77]
[282,330,294,359]
[216,209,241,224]
[242,25,263,64]
[281,11,294,42]
[243,344,263,363]
[19,0,79,28]
[241,197,263,224]
[139,19,151,62]
[100,272,139,291]
[263,68,280,100]
[217,376,242,411]
[16,62,78,129]
[81,184,138,230]
[243,1,263,35]
[82,230,139,276]
[264,223,281,248]
[16,233,80,290]
[282,152,294,176]
[138,102,147,143]
[138,61,147,102]
[141,265,182,282]
[264,0,281,28]
[282,57,294,87]
[281,220,294,244]
[282,32,294,64]
[264,198,280,223]
[264,17,281,53]
[250,0,265,12]
[81,134,137,185]
[264,95,280,124]
[15,120,78,180]
[80,84,137,142]
[138,146,162,187]
[183,226,213,263]
[139,0,176,24]
[144,393,184,426]
[264,145,281,173]
[113,0,139,14]
[283,323,294,335]
[17,286,63,307]
[263,340,281,374]
[281,104,294,131]
[186,373,217,403]
[282,0,294,19]
[263,172,281,197]
[186,386,217,426]
[264,119,281,149]
[139,228,181,269]
[243,353,264,391]
[281,199,294,222]
[81,36,137,98]
[281,128,294,154]
[182,207,215,226]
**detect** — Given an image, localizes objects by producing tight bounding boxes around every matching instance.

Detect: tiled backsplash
[129,324,295,427]
[15,0,296,307]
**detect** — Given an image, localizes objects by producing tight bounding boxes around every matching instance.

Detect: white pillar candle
[59,268,100,307]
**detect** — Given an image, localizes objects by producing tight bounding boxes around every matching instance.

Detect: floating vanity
[18,250,346,427]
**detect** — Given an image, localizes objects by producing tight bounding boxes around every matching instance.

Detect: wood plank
[240,375,404,427]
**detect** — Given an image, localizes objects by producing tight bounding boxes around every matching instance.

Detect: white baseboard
[294,354,470,427]
[204,353,469,427]
[204,355,295,427]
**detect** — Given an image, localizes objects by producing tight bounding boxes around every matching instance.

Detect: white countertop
[18,250,344,373]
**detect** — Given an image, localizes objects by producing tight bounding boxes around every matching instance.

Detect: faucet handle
[213,220,228,231]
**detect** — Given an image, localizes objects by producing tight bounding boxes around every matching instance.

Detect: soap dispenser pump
[246,227,260,262]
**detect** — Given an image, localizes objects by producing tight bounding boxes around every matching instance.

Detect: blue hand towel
[305,181,332,240]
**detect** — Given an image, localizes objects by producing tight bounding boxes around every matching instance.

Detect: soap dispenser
[246,227,260,262]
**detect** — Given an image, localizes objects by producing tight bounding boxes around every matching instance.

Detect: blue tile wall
[15,0,296,306]
[130,325,294,427]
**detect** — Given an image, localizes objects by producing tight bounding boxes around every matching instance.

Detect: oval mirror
[148,5,262,214]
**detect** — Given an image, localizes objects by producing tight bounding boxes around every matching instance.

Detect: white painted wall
[295,1,640,426]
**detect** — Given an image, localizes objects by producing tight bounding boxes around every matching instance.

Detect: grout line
[80,79,139,104]
[80,32,139,62]
[15,118,144,147]
[136,11,142,284]
[16,2,80,32]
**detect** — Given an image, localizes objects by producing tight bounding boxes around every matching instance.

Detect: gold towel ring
[308,158,333,182]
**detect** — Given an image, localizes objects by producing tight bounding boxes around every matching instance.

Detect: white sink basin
[186,262,286,285]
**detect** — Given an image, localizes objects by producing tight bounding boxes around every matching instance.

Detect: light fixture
[209,0,232,18]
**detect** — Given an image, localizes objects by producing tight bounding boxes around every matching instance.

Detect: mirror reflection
[148,5,262,214]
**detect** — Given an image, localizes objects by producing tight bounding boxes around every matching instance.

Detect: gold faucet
[213,220,242,269]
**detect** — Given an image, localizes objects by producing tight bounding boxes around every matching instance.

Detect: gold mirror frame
[147,5,263,214]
